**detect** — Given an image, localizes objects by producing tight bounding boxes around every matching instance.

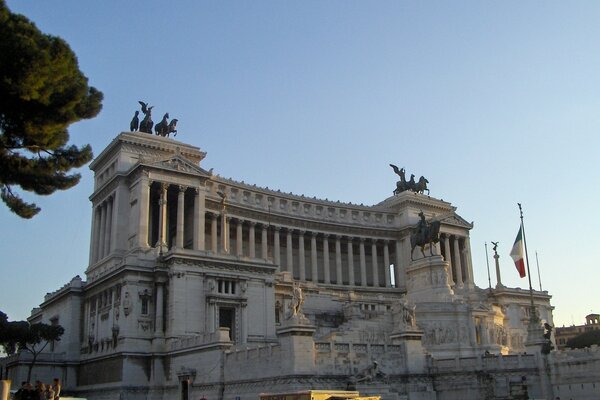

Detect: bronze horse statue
[390,164,429,195]
[410,213,441,260]
[155,113,170,136]
[166,118,178,137]
[415,177,429,195]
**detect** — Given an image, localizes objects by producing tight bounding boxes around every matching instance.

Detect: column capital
[178,185,187,192]
[298,230,306,236]
[310,231,318,238]
[273,225,281,232]
[359,237,366,243]
[248,221,257,227]
[322,233,330,239]
[160,182,169,191]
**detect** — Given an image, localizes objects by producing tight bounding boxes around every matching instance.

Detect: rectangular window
[141,298,149,315]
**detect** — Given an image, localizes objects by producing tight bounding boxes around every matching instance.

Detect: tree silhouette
[0,310,65,382]
[0,0,103,218]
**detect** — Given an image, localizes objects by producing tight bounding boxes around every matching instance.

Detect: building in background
[555,313,600,349]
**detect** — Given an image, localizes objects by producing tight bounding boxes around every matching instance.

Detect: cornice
[89,132,206,171]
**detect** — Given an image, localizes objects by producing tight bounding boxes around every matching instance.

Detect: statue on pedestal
[410,211,441,260]
[394,297,417,330]
[288,283,304,319]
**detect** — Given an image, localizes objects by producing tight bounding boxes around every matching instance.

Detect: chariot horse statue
[410,211,441,260]
[390,164,429,195]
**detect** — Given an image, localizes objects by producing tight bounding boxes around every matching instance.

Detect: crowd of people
[13,378,60,400]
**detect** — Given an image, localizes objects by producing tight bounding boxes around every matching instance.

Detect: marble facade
[4,132,592,400]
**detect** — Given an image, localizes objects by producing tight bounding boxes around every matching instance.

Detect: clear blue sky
[2,1,599,327]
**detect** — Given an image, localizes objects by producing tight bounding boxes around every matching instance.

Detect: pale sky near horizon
[1,1,599,328]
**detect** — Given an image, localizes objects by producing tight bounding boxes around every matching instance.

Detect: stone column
[249,222,256,258]
[464,236,474,285]
[395,240,403,289]
[222,216,230,254]
[453,236,463,286]
[210,213,218,252]
[335,236,343,285]
[98,201,107,259]
[91,205,101,263]
[310,232,318,282]
[176,186,186,249]
[323,234,330,284]
[236,219,243,256]
[193,187,206,251]
[383,240,391,287]
[286,229,293,273]
[347,239,355,286]
[443,235,454,285]
[371,240,379,287]
[494,252,503,288]
[88,206,96,264]
[157,184,168,251]
[261,224,268,259]
[298,231,306,281]
[137,176,151,249]
[104,196,113,256]
[274,227,281,267]
[359,238,367,286]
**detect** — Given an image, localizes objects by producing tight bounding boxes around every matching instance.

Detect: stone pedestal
[277,317,316,374]
[390,329,427,374]
[405,255,454,303]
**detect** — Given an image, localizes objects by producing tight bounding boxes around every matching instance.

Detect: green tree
[0,0,103,218]
[566,329,600,349]
[0,311,65,382]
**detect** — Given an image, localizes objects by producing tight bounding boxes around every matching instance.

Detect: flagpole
[484,242,492,291]
[518,203,538,323]
[536,251,543,292]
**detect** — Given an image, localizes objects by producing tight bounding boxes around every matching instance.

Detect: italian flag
[510,226,526,278]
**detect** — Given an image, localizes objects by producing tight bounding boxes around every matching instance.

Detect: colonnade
[90,194,116,264]
[90,178,474,290]
[206,213,398,288]
[440,233,474,286]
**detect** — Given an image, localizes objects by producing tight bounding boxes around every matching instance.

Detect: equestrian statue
[410,211,441,260]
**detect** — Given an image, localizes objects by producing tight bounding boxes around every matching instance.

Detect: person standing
[51,379,60,400]
[45,384,54,400]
